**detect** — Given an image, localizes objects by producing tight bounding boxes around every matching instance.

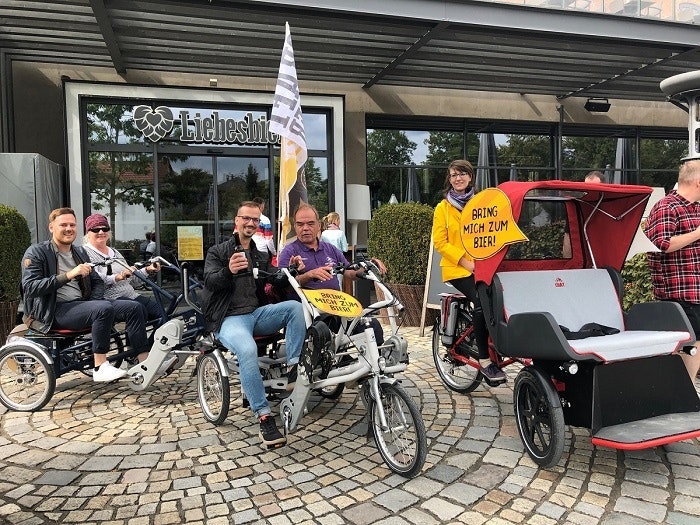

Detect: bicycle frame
[278,261,409,432]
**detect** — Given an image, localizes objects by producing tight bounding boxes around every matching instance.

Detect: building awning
[2,0,699,101]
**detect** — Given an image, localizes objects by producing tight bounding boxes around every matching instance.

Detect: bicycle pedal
[482,376,507,387]
[265,442,286,450]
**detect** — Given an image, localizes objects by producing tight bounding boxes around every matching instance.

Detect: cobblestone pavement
[1,326,700,525]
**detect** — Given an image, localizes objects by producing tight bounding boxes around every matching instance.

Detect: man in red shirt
[644,159,700,379]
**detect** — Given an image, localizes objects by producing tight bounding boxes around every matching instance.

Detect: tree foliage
[424,132,465,166]
[87,104,155,238]
[366,130,416,167]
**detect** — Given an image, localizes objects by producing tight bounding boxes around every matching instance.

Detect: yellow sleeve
[432,202,469,267]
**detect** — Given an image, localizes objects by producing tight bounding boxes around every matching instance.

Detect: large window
[84,100,333,262]
[367,117,687,211]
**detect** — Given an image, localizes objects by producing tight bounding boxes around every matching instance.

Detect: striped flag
[270,22,307,249]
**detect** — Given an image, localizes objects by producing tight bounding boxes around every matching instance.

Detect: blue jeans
[217,301,306,418]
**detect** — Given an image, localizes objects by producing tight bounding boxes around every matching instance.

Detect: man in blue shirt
[278,203,385,343]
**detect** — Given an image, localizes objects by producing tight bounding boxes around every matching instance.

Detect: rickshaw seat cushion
[496,269,692,362]
[568,330,691,361]
[499,268,624,333]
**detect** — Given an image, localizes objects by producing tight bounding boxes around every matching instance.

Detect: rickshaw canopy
[474,180,653,285]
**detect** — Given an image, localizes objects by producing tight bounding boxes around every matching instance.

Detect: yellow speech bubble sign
[301,289,364,318]
[461,188,528,260]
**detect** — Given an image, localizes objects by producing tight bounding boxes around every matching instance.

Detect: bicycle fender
[378,376,400,387]
[1,338,54,365]
[210,348,229,378]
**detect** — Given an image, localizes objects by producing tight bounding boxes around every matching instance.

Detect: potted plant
[0,205,31,345]
[368,202,434,326]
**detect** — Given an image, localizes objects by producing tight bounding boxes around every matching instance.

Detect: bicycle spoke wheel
[371,382,427,478]
[197,352,230,425]
[0,345,55,411]
[314,383,345,399]
[432,316,481,394]
[514,367,565,468]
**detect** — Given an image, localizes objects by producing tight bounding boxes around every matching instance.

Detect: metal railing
[483,0,698,23]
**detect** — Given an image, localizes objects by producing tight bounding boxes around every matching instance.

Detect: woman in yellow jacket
[431,159,505,384]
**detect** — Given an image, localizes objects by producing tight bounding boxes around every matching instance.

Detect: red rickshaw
[433,180,700,467]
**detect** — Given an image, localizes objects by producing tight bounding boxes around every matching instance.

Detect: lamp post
[346,184,372,246]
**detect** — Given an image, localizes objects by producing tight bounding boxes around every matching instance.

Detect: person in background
[321,212,349,253]
[431,159,506,384]
[21,208,146,381]
[82,213,163,326]
[252,197,276,263]
[146,232,156,257]
[584,171,605,183]
[644,159,700,380]
[139,231,152,260]
[321,212,349,287]
[202,201,306,448]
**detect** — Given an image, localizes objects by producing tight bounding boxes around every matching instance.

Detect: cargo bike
[433,180,700,467]
[0,256,231,424]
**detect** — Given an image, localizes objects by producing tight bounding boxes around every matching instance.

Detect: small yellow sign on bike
[302,289,364,317]
[461,188,528,260]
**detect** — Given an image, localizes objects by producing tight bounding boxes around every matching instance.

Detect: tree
[497,135,552,180]
[87,104,155,239]
[304,158,328,217]
[424,131,465,166]
[367,130,417,206]
[366,130,416,167]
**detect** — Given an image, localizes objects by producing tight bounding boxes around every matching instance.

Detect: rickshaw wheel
[0,344,56,411]
[513,366,565,468]
[196,352,230,425]
[432,318,481,394]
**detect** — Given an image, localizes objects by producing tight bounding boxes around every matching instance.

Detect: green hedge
[367,202,434,285]
[621,252,653,310]
[0,205,31,302]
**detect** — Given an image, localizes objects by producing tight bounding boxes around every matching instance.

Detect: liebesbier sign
[132,105,279,145]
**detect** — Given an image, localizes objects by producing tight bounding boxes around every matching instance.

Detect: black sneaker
[481,362,506,385]
[259,415,286,448]
[286,364,298,392]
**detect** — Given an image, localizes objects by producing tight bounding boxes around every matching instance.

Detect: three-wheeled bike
[434,180,700,467]
[0,256,231,424]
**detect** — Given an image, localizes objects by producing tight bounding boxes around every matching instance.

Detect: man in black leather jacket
[21,207,148,382]
[202,201,305,448]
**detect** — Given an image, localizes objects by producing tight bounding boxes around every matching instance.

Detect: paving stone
[34,470,80,486]
[373,488,419,512]
[0,329,700,524]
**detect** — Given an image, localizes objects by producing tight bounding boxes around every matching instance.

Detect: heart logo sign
[132,106,174,142]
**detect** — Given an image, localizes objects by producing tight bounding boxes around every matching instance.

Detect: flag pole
[270,22,308,250]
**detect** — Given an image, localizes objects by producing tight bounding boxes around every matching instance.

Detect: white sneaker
[93,361,128,382]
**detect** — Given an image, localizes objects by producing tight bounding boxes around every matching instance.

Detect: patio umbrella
[613,137,637,184]
[475,133,499,192]
[604,163,613,182]
[405,167,421,202]
[509,163,518,182]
